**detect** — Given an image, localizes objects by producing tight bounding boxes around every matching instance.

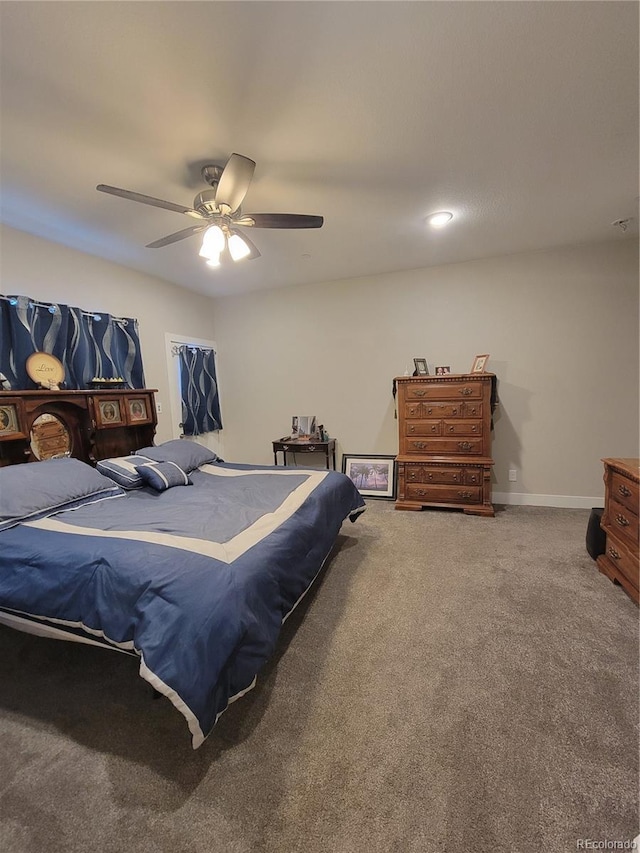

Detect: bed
[0,441,366,747]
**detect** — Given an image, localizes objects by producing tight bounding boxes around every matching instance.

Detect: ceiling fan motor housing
[193,189,220,216]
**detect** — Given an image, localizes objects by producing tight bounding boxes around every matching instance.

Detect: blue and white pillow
[96,455,145,490]
[135,460,192,492]
[135,439,220,473]
[0,458,125,532]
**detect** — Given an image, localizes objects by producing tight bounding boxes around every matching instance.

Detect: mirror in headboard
[30,413,72,460]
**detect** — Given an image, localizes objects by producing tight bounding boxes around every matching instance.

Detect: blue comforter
[0,462,365,746]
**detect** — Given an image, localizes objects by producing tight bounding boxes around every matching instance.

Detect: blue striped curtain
[0,294,145,390]
[178,346,222,436]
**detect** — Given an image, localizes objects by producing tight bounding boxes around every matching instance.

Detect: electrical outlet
[156,402,162,414]
[508,469,517,482]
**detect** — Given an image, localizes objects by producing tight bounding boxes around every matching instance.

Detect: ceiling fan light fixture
[206,255,221,268]
[228,233,251,261]
[427,211,454,229]
[199,225,225,259]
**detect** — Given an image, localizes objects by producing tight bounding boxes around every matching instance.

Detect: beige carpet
[0,502,638,853]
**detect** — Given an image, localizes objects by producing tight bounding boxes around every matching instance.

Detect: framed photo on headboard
[0,402,25,440]
[127,397,151,424]
[96,398,124,428]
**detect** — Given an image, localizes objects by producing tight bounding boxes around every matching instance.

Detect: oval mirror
[30,413,72,460]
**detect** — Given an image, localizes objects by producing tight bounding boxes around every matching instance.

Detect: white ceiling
[0,1,637,298]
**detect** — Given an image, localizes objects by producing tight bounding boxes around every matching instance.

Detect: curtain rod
[171,344,216,356]
[0,294,130,324]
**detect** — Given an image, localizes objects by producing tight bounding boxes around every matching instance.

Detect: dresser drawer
[404,464,464,485]
[404,381,483,401]
[605,498,639,548]
[406,421,442,437]
[35,436,70,454]
[405,437,484,455]
[610,471,639,515]
[405,483,482,504]
[604,533,639,590]
[443,420,482,437]
[462,402,483,418]
[404,402,462,419]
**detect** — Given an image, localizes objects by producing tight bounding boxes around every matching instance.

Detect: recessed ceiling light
[427,211,454,229]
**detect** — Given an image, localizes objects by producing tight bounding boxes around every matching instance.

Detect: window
[165,333,223,442]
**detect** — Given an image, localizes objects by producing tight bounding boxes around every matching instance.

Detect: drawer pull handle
[468,475,478,483]
[458,441,473,451]
[608,546,620,560]
[409,426,415,432]
[452,408,458,415]
[460,388,473,396]
[427,408,432,414]
[618,484,632,498]
[428,473,433,480]
[416,489,428,496]
[615,513,630,527]
[413,390,427,397]
[412,442,428,450]
[307,446,316,452]
[458,491,473,499]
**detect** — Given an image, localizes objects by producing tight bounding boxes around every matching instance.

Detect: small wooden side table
[272,437,336,470]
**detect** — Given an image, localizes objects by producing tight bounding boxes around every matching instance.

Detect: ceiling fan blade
[228,228,261,260]
[214,154,256,215]
[240,213,324,229]
[146,223,209,249]
[97,184,206,219]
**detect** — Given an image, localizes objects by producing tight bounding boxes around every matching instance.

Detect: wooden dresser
[395,373,496,516]
[596,458,639,604]
[0,389,157,466]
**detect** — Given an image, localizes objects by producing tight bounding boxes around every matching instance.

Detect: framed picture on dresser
[471,354,489,373]
[342,454,397,500]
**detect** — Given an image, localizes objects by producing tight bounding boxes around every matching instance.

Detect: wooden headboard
[0,389,158,466]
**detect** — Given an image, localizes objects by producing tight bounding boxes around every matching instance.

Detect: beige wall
[2,224,637,503]
[212,238,639,504]
[1,224,217,446]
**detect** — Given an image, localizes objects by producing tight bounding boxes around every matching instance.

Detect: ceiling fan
[97,153,323,267]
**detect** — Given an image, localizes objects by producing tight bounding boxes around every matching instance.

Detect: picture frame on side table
[342,454,397,500]
[471,354,490,374]
[413,358,429,376]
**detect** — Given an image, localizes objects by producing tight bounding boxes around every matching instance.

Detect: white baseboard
[493,492,603,509]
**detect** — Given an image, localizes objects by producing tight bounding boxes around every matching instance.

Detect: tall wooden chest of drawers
[596,458,639,604]
[395,373,496,516]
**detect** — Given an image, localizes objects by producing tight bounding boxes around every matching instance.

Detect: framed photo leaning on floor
[342,454,397,500]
